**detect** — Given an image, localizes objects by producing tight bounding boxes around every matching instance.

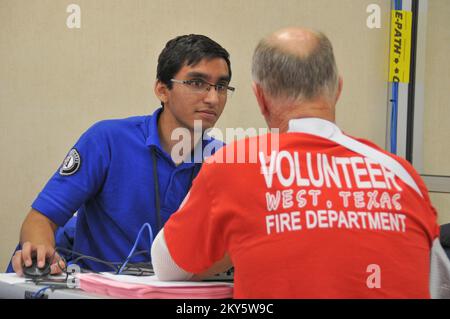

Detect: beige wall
[423,0,450,223]
[424,0,450,177]
[430,193,450,225]
[0,0,432,270]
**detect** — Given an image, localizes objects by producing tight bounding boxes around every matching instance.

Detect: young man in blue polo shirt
[12,34,234,274]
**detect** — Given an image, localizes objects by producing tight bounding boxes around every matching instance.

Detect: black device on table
[23,257,51,279]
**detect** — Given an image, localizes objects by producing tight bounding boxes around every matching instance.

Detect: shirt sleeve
[398,156,440,239]
[162,165,226,274]
[32,123,110,226]
[430,238,450,298]
[151,229,194,281]
[360,136,440,240]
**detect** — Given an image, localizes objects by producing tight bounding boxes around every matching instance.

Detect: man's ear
[335,77,343,103]
[154,81,169,105]
[252,82,270,118]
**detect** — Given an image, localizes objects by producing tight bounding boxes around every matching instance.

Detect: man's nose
[203,87,220,105]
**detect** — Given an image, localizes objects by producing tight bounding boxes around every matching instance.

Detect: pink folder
[78,273,233,299]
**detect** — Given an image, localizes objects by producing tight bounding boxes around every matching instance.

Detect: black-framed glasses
[171,78,235,97]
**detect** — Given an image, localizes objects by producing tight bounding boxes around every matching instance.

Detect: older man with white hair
[151,27,450,299]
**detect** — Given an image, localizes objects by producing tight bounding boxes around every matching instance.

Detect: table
[0,274,107,299]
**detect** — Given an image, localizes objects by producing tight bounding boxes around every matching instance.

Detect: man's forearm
[191,254,232,281]
[152,229,233,281]
[20,209,57,247]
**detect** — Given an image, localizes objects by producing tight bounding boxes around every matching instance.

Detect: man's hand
[12,241,66,277]
[13,209,63,277]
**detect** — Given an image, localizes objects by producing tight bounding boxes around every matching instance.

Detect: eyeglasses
[170,78,235,97]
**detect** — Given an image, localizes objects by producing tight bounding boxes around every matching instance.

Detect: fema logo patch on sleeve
[59,148,81,176]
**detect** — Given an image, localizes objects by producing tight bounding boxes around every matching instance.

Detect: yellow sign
[389,10,413,83]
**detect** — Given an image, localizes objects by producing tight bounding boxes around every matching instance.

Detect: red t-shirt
[164,132,439,298]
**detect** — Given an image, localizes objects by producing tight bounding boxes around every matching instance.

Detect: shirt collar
[145,107,221,166]
[287,117,341,139]
[145,107,164,149]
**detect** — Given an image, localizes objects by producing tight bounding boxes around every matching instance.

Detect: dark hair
[157,34,232,89]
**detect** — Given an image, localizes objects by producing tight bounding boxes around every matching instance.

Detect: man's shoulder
[84,115,149,137]
[91,115,148,130]
[351,135,406,159]
[349,134,421,177]
[203,133,272,165]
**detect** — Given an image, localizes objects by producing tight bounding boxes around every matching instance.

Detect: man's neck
[271,99,335,133]
[157,111,201,165]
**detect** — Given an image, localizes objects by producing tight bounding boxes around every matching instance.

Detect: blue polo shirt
[32,107,223,271]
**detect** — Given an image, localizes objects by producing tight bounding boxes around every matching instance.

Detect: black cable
[151,144,202,232]
[406,0,420,163]
[55,247,152,275]
[55,246,119,273]
[115,249,152,275]
[113,250,150,264]
[71,255,118,272]
[152,148,162,232]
